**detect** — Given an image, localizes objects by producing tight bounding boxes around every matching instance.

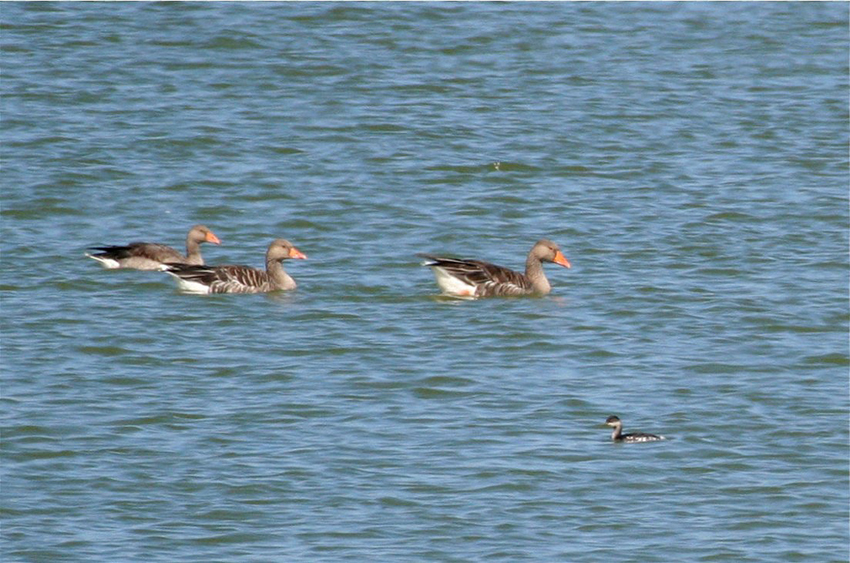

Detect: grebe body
[605,415,665,443]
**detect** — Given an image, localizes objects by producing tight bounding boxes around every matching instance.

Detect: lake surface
[2,3,848,562]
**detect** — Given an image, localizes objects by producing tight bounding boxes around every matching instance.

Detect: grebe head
[605,415,625,441]
[605,415,622,426]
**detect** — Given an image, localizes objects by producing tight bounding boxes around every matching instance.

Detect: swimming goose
[86,224,221,270]
[164,238,307,294]
[605,416,665,443]
[419,239,571,298]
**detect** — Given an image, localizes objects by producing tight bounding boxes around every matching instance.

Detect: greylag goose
[86,224,221,270]
[164,238,307,294]
[605,416,665,443]
[419,239,571,298]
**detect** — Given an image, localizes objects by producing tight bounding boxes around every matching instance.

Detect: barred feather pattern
[86,242,187,270]
[419,256,535,297]
[92,243,186,264]
[207,265,274,294]
[165,263,293,294]
[86,225,219,270]
[165,238,303,294]
[419,239,569,298]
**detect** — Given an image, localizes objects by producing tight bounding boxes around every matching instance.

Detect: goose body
[86,224,221,270]
[164,239,306,294]
[605,416,665,443]
[419,239,570,298]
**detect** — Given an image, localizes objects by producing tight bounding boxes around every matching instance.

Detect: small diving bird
[418,239,571,298]
[86,224,221,270]
[163,238,306,294]
[605,415,665,443]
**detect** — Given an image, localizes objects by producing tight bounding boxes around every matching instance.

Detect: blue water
[2,3,848,562]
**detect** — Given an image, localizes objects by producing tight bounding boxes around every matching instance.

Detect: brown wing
[90,242,184,263]
[166,264,270,294]
[418,254,533,297]
[472,261,534,296]
[209,265,271,293]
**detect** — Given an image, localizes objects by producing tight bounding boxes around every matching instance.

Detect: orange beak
[206,231,222,245]
[289,247,307,260]
[553,250,571,268]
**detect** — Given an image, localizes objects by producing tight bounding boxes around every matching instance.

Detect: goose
[605,416,665,443]
[419,239,570,298]
[86,224,221,270]
[164,238,306,294]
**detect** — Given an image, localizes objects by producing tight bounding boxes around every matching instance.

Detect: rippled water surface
[2,3,848,562]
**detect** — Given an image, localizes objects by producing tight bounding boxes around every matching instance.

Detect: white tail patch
[165,272,211,294]
[431,267,477,298]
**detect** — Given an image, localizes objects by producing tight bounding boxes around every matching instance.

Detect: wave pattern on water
[2,2,848,562]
